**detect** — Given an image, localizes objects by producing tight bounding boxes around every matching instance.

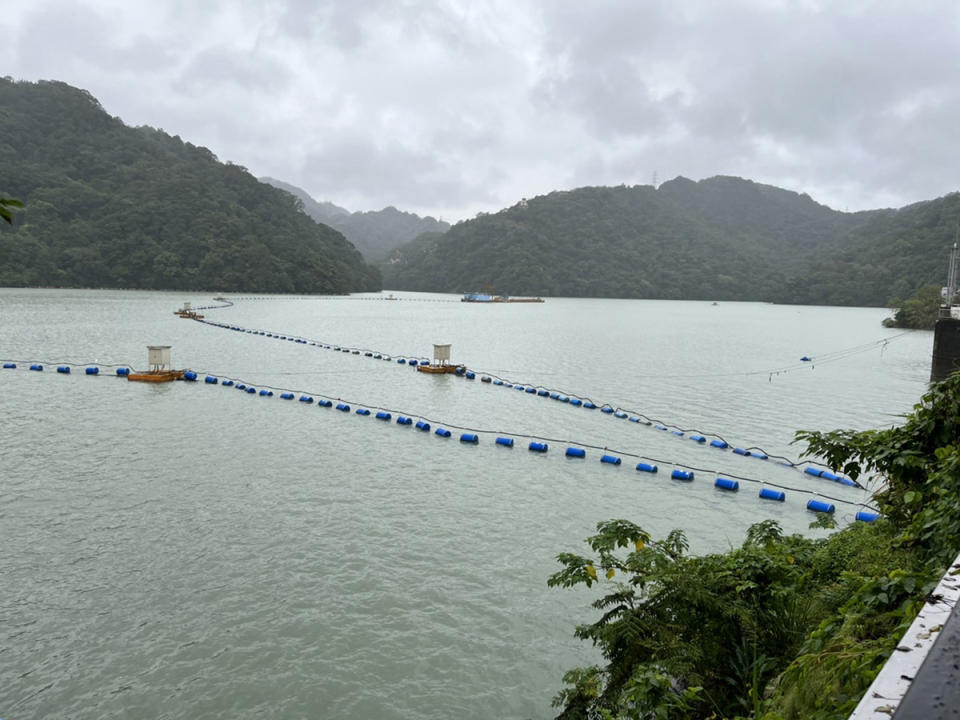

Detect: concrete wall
[931,318,960,382]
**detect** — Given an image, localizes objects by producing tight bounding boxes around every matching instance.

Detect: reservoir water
[0,289,932,719]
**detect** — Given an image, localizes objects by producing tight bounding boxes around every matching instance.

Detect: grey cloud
[3,0,960,218]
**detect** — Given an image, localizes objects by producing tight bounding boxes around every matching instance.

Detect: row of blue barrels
[192,316,828,479]
[189,316,856,488]
[471,371,857,487]
[197,319,437,366]
[474,435,880,521]
[3,363,131,375]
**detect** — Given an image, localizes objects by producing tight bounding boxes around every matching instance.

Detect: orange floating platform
[127,370,186,383]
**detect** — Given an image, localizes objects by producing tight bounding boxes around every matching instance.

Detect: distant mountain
[259,176,350,224]
[0,78,381,293]
[382,177,959,306]
[260,177,450,260]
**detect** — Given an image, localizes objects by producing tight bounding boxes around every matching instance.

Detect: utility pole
[946,233,959,312]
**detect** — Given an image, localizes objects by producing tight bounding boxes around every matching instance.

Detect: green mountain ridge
[260,176,450,261]
[382,178,959,306]
[0,78,381,293]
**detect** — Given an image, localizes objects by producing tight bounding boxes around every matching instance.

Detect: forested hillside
[0,78,381,293]
[383,177,960,305]
[261,177,450,261]
[777,193,960,306]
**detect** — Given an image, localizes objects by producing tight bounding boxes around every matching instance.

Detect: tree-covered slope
[260,176,450,261]
[382,179,862,300]
[382,177,959,305]
[777,193,960,306]
[0,78,381,293]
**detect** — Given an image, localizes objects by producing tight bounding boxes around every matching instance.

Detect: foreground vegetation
[0,78,381,293]
[550,371,960,719]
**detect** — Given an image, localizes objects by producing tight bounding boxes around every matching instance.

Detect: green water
[0,289,931,718]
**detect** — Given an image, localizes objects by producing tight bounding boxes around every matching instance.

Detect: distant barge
[461,293,544,303]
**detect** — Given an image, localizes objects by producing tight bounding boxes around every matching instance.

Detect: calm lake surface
[0,289,932,719]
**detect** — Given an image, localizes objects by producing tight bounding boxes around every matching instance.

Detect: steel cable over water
[190,299,905,487]
[0,357,881,520]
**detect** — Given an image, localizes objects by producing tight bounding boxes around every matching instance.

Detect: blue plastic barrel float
[654,424,667,431]
[398,358,406,364]
[671,469,694,481]
[409,360,418,366]
[493,379,503,386]
[3,363,16,369]
[30,364,43,371]
[569,398,583,407]
[715,477,739,491]
[356,408,371,416]
[803,467,824,478]
[525,387,537,394]
[116,367,130,376]
[759,488,786,502]
[549,392,559,399]
[415,420,430,431]
[732,447,748,456]
[689,434,706,443]
[246,387,256,394]
[435,428,452,438]
[259,389,272,396]
[495,437,514,447]
[336,403,350,412]
[856,511,879,522]
[600,454,621,465]
[318,399,333,407]
[57,365,71,374]
[222,379,235,387]
[748,451,768,460]
[281,392,295,400]
[537,389,549,397]
[565,447,586,458]
[615,411,628,419]
[300,395,314,403]
[396,415,413,424]
[180,370,194,380]
[529,441,548,453]
[205,375,218,384]
[466,371,476,379]
[806,499,835,514]
[375,411,391,421]
[710,439,729,449]
[601,406,614,414]
[460,433,479,444]
[635,462,658,473]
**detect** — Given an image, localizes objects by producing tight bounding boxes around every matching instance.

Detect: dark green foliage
[883,285,948,329]
[552,371,960,719]
[382,177,960,305]
[0,196,23,224]
[0,79,381,293]
[781,197,960,307]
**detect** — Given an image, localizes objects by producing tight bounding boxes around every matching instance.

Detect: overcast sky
[3,0,958,221]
